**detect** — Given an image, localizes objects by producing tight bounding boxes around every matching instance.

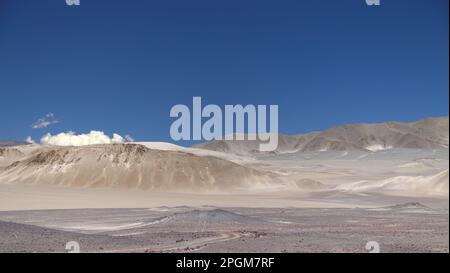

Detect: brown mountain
[193,117,449,154]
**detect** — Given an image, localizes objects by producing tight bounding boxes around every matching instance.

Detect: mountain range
[0,117,448,194]
[194,117,449,154]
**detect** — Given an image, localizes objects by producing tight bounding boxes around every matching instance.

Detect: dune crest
[336,169,449,197]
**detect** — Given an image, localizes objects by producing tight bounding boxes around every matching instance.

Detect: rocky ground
[0,205,448,253]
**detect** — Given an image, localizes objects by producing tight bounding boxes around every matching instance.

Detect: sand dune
[336,169,449,197]
[0,118,448,206]
[134,142,255,164]
[294,178,328,191]
[0,148,25,168]
[0,144,274,192]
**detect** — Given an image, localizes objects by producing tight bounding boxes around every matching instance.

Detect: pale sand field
[0,147,448,252]
[0,148,448,210]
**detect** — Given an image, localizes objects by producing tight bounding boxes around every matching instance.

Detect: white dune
[133,142,185,152]
[134,142,255,164]
[337,169,449,197]
[365,144,393,152]
[0,144,273,192]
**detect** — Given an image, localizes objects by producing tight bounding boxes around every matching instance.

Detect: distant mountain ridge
[0,140,28,147]
[193,117,449,155]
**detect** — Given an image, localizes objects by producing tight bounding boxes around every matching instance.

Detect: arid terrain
[0,117,448,253]
[0,205,448,253]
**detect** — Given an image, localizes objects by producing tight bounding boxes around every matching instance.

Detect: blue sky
[0,0,448,145]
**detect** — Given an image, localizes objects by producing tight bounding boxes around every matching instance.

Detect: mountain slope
[0,144,274,191]
[193,117,449,154]
[0,141,28,147]
[0,147,25,168]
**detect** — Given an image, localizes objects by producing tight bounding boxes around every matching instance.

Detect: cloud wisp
[31,113,59,129]
[40,131,128,146]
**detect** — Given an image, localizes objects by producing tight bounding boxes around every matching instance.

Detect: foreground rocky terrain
[0,206,447,253]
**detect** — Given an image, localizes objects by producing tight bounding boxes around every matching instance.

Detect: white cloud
[32,113,59,129]
[124,134,135,142]
[40,131,125,146]
[25,136,36,144]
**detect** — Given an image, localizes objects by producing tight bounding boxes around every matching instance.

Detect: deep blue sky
[0,0,448,145]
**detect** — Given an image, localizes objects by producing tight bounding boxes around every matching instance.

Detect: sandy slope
[0,144,274,191]
[336,169,449,197]
[0,146,448,211]
[134,141,255,164]
[0,140,448,211]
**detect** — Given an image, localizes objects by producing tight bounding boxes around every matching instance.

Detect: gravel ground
[0,205,448,253]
